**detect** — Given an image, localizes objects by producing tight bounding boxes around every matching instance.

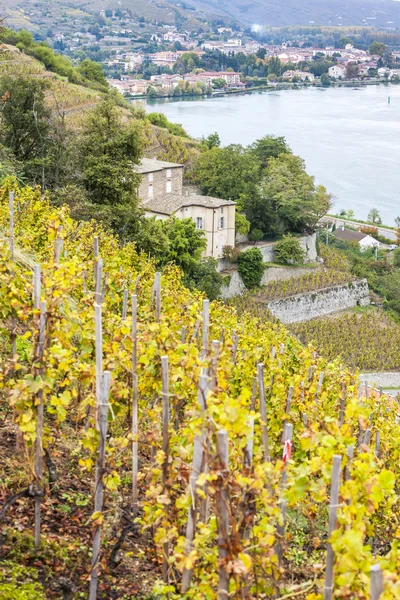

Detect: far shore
[125,77,395,101]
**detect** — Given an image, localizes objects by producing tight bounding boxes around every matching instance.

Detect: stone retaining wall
[359,372,400,389]
[267,279,370,324]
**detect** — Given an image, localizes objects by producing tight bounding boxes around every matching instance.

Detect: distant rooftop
[144,193,236,216]
[135,158,183,174]
[334,228,367,243]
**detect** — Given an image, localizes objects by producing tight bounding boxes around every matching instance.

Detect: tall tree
[0,76,50,186]
[249,135,292,173]
[76,99,144,239]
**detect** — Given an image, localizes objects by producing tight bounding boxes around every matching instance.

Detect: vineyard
[1,178,400,599]
[291,309,400,372]
[254,268,353,302]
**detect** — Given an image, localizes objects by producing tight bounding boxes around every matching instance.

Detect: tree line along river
[137,84,400,226]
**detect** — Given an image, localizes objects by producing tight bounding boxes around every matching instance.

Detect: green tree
[76,99,144,239]
[201,132,221,150]
[393,248,400,267]
[0,76,50,186]
[249,135,292,173]
[369,41,387,56]
[268,56,281,77]
[251,154,332,235]
[237,247,264,289]
[184,257,224,300]
[395,216,400,228]
[134,217,170,259]
[346,63,359,79]
[78,58,107,85]
[320,72,331,86]
[368,208,382,225]
[212,78,226,89]
[235,212,251,236]
[275,234,306,264]
[163,218,206,274]
[194,145,259,201]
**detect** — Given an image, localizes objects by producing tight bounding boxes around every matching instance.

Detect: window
[166,169,172,178]
[148,173,153,183]
[148,184,153,199]
[220,207,224,214]
[218,216,225,229]
[166,180,172,193]
[196,217,204,230]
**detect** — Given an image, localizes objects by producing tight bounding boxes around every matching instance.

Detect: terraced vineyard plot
[291,309,400,371]
[255,268,353,302]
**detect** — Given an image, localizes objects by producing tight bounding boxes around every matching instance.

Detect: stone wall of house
[359,372,400,389]
[267,279,370,324]
[138,166,183,201]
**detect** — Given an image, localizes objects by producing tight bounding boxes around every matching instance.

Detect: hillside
[4,0,400,29]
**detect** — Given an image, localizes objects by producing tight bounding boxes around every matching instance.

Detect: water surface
[140,85,400,224]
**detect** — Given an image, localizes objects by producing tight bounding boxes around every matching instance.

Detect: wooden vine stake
[181,373,208,593]
[370,564,383,600]
[216,429,230,599]
[324,455,342,600]
[34,300,46,551]
[94,259,103,419]
[9,191,17,359]
[202,299,209,357]
[89,371,111,600]
[122,289,128,320]
[277,422,293,563]
[257,364,270,462]
[131,295,138,516]
[93,236,99,284]
[161,356,169,583]
[155,272,161,322]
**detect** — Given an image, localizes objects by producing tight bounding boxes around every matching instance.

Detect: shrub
[275,234,306,264]
[393,248,400,267]
[237,247,264,289]
[222,245,241,264]
[235,212,251,236]
[360,225,379,237]
[248,228,264,242]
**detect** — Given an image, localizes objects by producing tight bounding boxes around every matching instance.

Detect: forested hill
[171,0,400,27]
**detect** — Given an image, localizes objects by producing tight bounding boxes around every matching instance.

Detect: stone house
[135,158,236,258]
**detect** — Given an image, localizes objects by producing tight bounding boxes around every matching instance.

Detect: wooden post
[202,299,209,357]
[9,191,16,358]
[277,422,293,562]
[122,289,128,320]
[181,373,208,593]
[210,340,220,390]
[93,236,99,285]
[34,300,46,551]
[345,446,353,482]
[375,432,380,459]
[370,564,383,600]
[282,386,293,441]
[365,381,369,399]
[95,258,103,306]
[232,331,239,364]
[89,371,111,600]
[244,417,254,469]
[324,455,342,600]
[181,326,186,343]
[216,429,230,599]
[95,303,103,417]
[257,364,270,462]
[33,265,41,310]
[250,376,257,411]
[9,190,14,260]
[161,356,169,583]
[131,295,138,516]
[55,237,63,264]
[155,272,161,322]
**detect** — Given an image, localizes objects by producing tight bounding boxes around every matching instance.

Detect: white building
[135,159,236,258]
[334,227,380,250]
[328,65,346,79]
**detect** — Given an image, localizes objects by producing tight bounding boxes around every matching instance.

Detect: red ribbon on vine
[281,439,292,470]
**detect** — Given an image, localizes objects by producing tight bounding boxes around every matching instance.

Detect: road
[320,217,398,242]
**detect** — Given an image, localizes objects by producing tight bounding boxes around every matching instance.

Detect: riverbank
[126,77,393,101]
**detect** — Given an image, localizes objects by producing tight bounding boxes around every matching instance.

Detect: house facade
[328,65,346,78]
[135,158,236,258]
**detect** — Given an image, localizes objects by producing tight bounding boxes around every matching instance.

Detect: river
[138,84,400,225]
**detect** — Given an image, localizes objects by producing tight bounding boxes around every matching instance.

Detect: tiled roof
[135,158,183,174]
[144,193,236,216]
[334,228,366,242]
